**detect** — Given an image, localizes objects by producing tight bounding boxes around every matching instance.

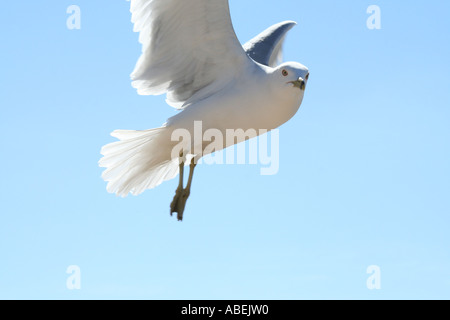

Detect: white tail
[99,127,179,197]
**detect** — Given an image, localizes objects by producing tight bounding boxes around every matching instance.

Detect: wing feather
[243,21,296,67]
[128,0,250,108]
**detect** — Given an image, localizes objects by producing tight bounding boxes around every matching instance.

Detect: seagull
[99,0,309,221]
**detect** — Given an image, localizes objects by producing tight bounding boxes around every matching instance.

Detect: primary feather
[128,0,250,108]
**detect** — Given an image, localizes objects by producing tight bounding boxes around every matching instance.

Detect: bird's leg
[170,157,185,218]
[186,157,196,192]
[179,157,197,220]
[170,155,197,221]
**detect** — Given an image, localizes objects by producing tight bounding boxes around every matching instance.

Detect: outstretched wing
[243,21,296,67]
[128,0,251,108]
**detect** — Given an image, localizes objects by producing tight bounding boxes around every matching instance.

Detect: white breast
[166,67,304,154]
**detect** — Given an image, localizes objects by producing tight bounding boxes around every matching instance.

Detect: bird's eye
[282,70,289,77]
[305,73,309,81]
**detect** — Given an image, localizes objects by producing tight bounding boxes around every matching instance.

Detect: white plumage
[99,0,309,202]
[129,0,249,108]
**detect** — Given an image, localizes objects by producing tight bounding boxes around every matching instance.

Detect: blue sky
[0,0,449,299]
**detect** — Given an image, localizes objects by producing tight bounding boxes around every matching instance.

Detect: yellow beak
[289,77,306,90]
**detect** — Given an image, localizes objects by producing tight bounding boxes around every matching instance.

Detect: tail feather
[110,129,156,140]
[99,127,179,197]
[126,160,179,196]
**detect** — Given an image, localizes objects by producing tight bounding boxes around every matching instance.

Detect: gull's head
[262,61,309,122]
[271,62,309,94]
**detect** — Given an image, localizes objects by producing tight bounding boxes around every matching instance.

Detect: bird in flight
[99,0,309,221]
